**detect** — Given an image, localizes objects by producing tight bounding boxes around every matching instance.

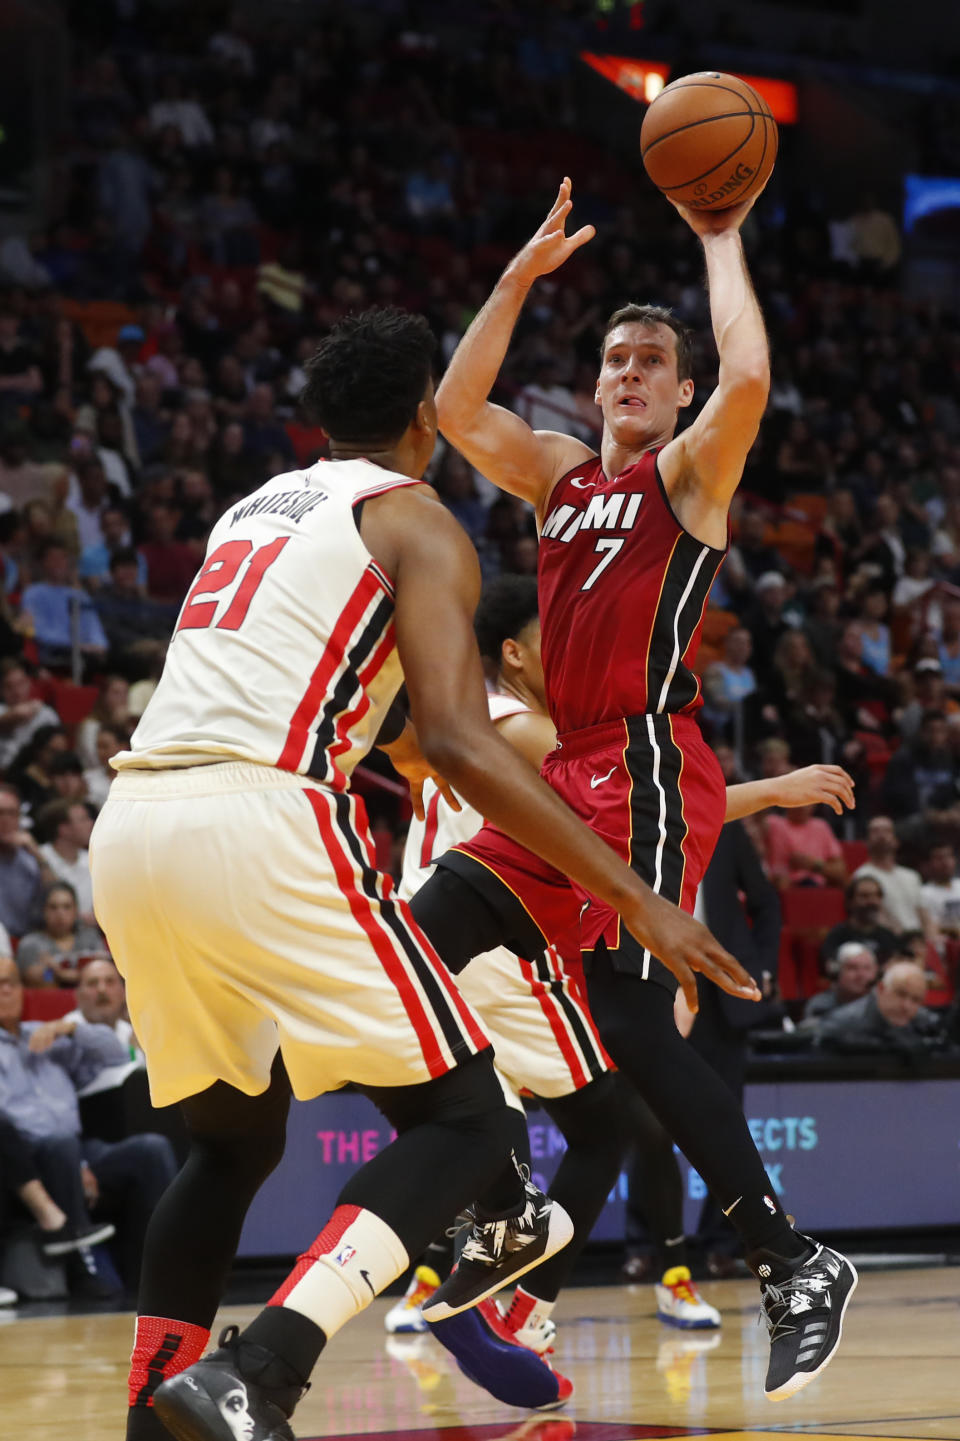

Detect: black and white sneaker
[154,1326,305,1441]
[420,1180,573,1323]
[756,1239,858,1400]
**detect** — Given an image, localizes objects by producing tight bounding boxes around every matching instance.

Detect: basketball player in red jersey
[412,182,858,1400]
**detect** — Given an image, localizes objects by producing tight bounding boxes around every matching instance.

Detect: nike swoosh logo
[359,1269,375,1295]
[590,767,617,789]
[570,477,598,489]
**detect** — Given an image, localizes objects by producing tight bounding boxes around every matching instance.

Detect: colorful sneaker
[154,1325,304,1440]
[384,1265,440,1334]
[655,1266,721,1330]
[752,1238,858,1401]
[420,1181,572,1322]
[499,1293,557,1355]
[429,1304,573,1410]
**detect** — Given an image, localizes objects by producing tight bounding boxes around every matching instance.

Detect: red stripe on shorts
[305,790,449,1078]
[518,955,588,1090]
[353,799,488,1053]
[278,570,382,773]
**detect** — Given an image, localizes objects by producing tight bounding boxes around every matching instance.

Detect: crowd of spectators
[1,0,960,1298]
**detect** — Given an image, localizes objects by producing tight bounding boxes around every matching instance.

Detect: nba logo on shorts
[763,1194,777,1215]
[334,1243,356,1267]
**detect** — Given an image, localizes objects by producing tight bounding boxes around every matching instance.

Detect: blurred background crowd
[2,0,960,1298]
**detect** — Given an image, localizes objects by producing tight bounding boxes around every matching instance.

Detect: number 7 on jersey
[175,537,289,634]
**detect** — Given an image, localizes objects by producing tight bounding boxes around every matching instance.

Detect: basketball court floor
[3,1265,957,1440]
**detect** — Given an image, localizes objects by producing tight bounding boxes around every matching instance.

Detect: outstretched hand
[667,183,764,239]
[505,177,596,289]
[624,890,762,1015]
[776,764,855,816]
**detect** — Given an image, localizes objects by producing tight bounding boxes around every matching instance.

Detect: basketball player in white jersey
[396,576,855,1404]
[90,309,759,1441]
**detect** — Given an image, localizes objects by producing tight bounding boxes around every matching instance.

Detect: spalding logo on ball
[640,71,778,211]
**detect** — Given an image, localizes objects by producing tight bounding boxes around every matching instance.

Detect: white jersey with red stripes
[400,691,612,1099]
[400,690,528,898]
[115,460,415,786]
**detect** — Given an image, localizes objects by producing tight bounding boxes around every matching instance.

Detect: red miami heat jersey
[538,449,726,734]
[115,459,418,787]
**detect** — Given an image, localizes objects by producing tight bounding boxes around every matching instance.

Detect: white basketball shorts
[456,943,612,1100]
[90,763,490,1108]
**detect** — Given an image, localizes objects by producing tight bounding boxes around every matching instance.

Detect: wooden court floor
[2,1267,957,1441]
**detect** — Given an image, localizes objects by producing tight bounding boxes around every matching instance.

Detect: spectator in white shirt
[854,815,933,942]
[36,798,96,926]
[920,842,960,949]
[65,957,143,1064]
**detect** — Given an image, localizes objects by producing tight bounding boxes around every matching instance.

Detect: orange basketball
[640,71,778,211]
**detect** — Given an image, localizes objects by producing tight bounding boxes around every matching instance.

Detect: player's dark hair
[601,304,693,381]
[300,307,436,445]
[474,575,540,665]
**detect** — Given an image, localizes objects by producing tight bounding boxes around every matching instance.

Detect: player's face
[515,618,546,707]
[596,323,693,447]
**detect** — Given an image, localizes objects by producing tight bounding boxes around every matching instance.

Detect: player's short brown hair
[601,304,693,381]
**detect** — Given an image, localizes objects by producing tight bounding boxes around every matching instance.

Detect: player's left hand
[382,720,462,822]
[776,764,855,815]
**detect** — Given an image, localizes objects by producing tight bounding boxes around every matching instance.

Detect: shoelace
[669,1279,700,1306]
[757,1270,828,1342]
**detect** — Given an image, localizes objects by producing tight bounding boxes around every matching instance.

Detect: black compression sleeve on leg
[618,1074,689,1273]
[348,1052,524,1259]
[586,952,804,1259]
[408,868,513,975]
[136,1056,292,1327]
[521,1072,626,1302]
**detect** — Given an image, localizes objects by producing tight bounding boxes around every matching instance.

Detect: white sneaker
[655,1266,721,1329]
[384,1265,440,1334]
[0,1287,17,1307]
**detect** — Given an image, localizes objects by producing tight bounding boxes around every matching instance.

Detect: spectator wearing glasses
[815,961,939,1055]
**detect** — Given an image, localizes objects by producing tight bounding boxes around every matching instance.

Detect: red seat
[780,886,846,931]
[47,680,100,728]
[21,989,77,1022]
[841,840,868,873]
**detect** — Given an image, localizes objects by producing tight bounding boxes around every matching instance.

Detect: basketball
[640,71,778,211]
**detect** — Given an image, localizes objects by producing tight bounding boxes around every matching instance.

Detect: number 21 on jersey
[175,537,289,634]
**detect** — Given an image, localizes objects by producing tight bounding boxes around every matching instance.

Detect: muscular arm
[660,204,769,547]
[436,179,594,511]
[361,485,758,1008]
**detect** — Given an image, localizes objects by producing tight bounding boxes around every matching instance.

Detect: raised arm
[361,485,759,1010]
[660,196,770,546]
[436,178,595,511]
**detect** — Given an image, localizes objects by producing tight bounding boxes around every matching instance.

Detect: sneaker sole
[421,1203,574,1322]
[43,1222,116,1256]
[766,1258,859,1402]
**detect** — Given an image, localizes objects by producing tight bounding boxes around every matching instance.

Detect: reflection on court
[2,1267,956,1441]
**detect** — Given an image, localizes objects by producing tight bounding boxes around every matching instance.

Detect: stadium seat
[21,989,77,1022]
[786,493,829,526]
[47,680,99,728]
[700,608,739,646]
[841,839,868,872]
